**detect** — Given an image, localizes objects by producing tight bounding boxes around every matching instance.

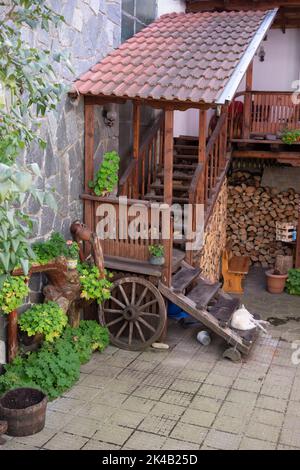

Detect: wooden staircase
[159,260,259,357]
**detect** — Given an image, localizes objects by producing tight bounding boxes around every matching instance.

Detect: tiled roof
[73,10,273,105]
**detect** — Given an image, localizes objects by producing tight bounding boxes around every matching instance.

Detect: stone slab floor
[1,268,300,451]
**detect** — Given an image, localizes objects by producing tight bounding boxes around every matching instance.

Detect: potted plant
[66,240,79,269]
[281,129,300,145]
[89,151,120,197]
[286,269,300,296]
[149,244,165,266]
[18,301,67,343]
[265,268,288,294]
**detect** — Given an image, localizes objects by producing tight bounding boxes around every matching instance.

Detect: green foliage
[32,232,68,264]
[89,151,120,196]
[63,321,109,364]
[0,339,80,400]
[281,129,300,145]
[0,275,29,314]
[149,244,164,258]
[0,1,68,276]
[0,321,109,400]
[66,241,79,260]
[77,263,113,305]
[18,301,67,342]
[286,269,300,295]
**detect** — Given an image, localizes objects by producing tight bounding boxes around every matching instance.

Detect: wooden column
[84,98,95,236]
[133,102,141,198]
[8,310,18,362]
[198,109,207,204]
[296,203,300,268]
[162,109,174,288]
[243,61,253,139]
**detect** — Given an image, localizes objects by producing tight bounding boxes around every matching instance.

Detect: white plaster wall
[157,0,186,16]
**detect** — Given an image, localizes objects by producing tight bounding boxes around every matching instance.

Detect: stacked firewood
[227,171,299,267]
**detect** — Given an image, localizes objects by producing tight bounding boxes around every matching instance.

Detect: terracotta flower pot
[266,270,288,294]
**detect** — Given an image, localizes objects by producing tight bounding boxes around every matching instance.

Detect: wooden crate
[276,222,296,242]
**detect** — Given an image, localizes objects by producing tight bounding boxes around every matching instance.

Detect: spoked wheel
[99,277,167,351]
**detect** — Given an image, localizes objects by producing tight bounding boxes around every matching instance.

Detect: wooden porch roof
[73,10,276,107]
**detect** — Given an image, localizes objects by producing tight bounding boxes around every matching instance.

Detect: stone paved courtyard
[1,268,300,451]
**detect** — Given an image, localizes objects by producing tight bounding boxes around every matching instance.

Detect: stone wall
[199,180,228,282]
[227,170,299,267]
[0,1,122,353]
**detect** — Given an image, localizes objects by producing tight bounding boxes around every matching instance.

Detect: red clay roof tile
[73,10,273,105]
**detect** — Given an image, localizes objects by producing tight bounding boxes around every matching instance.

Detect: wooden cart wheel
[223,347,242,363]
[99,277,167,351]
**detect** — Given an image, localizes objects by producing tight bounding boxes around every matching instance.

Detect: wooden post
[243,61,253,139]
[8,310,18,362]
[133,102,141,198]
[296,203,300,268]
[162,109,174,288]
[198,109,207,204]
[84,99,95,237]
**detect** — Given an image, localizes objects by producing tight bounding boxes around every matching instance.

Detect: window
[121,0,156,42]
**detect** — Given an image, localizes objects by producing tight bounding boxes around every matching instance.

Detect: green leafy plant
[89,151,120,196]
[281,129,300,145]
[18,301,67,342]
[66,240,79,260]
[77,263,112,304]
[149,244,164,258]
[0,321,109,400]
[286,269,300,295]
[0,339,81,400]
[32,232,68,264]
[63,321,109,364]
[0,275,29,314]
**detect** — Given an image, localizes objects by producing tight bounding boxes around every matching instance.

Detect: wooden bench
[222,248,250,294]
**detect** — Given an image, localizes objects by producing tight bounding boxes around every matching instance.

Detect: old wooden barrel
[0,388,47,437]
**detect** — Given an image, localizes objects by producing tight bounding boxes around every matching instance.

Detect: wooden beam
[78,95,126,106]
[233,150,300,160]
[8,310,18,363]
[243,61,253,140]
[84,99,95,252]
[198,109,207,205]
[133,102,141,199]
[162,109,174,288]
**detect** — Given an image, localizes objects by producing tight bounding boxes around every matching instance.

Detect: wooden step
[172,249,186,272]
[157,171,193,181]
[174,154,198,161]
[174,144,198,152]
[173,164,198,171]
[187,278,221,309]
[144,194,189,204]
[209,296,240,328]
[150,182,190,192]
[172,265,201,293]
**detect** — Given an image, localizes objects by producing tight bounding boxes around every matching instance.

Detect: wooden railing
[229,91,300,140]
[119,113,164,198]
[81,194,170,263]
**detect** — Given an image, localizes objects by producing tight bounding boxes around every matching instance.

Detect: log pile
[227,171,299,267]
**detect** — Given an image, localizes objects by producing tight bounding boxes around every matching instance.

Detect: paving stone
[102,379,138,395]
[93,424,133,446]
[110,409,145,429]
[204,429,241,450]
[181,409,215,428]
[246,421,281,443]
[127,360,158,372]
[1,441,40,450]
[162,438,199,450]
[62,416,102,438]
[82,440,120,450]
[92,391,127,406]
[170,422,208,445]
[205,373,235,388]
[15,428,56,448]
[133,385,166,401]
[233,377,262,393]
[190,395,222,414]
[256,395,287,413]
[160,389,194,407]
[226,389,257,405]
[63,385,100,401]
[117,369,149,384]
[286,400,300,418]
[213,415,246,434]
[170,378,200,394]
[45,410,74,430]
[48,397,86,414]
[252,408,284,427]
[199,384,229,400]
[150,401,185,420]
[277,444,300,450]
[218,401,254,420]
[122,396,156,414]
[138,416,177,437]
[239,437,276,450]
[143,372,175,388]
[279,428,300,448]
[125,431,166,450]
[178,368,208,382]
[282,414,299,430]
[93,365,124,379]
[78,403,116,420]
[260,383,291,400]
[80,374,110,389]
[43,432,88,450]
